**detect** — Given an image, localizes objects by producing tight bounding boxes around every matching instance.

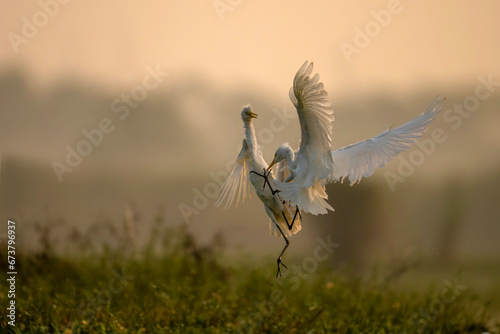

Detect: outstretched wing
[291,61,335,188]
[215,139,255,209]
[328,95,445,185]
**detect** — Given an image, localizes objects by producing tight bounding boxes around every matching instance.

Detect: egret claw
[276,258,288,278]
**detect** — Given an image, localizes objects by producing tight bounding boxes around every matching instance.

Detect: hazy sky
[1,1,499,96]
[1,1,499,261]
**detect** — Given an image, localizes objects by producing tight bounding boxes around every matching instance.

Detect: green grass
[0,226,497,334]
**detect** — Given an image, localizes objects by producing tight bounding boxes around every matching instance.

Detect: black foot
[276,258,288,278]
[261,168,270,191]
[250,168,280,195]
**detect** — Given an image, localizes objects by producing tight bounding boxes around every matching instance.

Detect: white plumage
[267,61,335,215]
[328,95,445,185]
[216,61,445,276]
[215,106,302,276]
[215,138,254,210]
[215,107,302,238]
[268,61,445,215]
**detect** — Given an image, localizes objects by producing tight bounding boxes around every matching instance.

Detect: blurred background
[0,0,499,302]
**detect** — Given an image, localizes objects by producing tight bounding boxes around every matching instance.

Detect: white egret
[215,106,302,277]
[267,61,335,215]
[268,61,446,213]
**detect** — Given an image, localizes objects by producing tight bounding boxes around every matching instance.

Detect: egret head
[267,143,293,170]
[241,105,258,122]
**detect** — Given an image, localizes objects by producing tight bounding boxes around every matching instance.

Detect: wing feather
[278,61,335,215]
[291,62,335,189]
[215,139,255,209]
[328,95,445,184]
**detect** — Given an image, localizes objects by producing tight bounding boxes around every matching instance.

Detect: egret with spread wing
[268,61,445,213]
[215,106,302,277]
[267,61,336,215]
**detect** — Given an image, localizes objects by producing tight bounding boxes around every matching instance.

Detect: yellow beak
[249,112,258,118]
[267,157,277,171]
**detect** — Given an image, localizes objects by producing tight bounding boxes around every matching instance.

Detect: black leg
[273,222,289,278]
[281,206,301,231]
[274,206,301,278]
[249,169,280,195]
[261,169,278,194]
